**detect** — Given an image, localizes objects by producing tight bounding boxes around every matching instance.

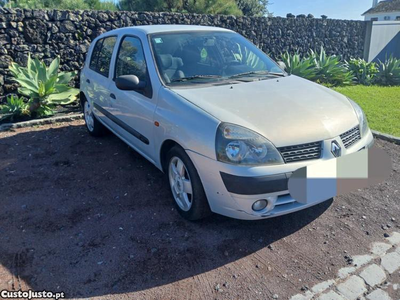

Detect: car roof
[107,25,233,35]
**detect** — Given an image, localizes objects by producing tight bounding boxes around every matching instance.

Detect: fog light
[252,199,268,211]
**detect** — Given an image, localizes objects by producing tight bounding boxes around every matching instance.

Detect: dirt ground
[0,120,399,300]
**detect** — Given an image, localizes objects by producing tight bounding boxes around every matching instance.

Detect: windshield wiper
[228,71,285,79]
[268,72,286,77]
[171,75,222,83]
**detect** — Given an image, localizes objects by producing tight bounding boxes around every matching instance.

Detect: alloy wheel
[168,156,193,211]
[84,101,94,132]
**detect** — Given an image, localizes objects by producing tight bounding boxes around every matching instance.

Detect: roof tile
[363,0,400,15]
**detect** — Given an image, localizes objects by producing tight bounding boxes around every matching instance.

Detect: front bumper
[187,129,374,220]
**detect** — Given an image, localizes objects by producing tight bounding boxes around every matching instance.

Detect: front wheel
[83,99,106,137]
[167,146,212,221]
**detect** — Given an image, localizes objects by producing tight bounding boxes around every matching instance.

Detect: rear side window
[89,36,117,77]
[89,39,103,70]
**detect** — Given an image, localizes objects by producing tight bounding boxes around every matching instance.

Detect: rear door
[108,35,157,159]
[86,36,117,126]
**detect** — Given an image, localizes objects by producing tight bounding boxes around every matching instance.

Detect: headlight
[348,99,369,137]
[216,123,284,166]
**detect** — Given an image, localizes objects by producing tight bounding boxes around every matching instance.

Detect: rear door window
[89,36,117,77]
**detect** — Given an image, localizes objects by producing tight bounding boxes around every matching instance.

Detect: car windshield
[149,31,285,86]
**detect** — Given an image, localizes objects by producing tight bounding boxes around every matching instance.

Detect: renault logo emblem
[331,141,342,157]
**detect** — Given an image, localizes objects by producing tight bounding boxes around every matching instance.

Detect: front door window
[115,36,151,97]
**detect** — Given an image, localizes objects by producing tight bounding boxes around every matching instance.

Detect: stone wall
[0,7,368,97]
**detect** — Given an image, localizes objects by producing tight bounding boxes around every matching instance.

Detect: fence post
[363,21,373,61]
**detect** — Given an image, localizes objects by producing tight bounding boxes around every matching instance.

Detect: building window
[384,16,391,20]
[371,17,378,21]
[396,16,400,20]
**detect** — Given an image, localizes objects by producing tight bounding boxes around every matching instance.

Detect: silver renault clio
[80,25,374,220]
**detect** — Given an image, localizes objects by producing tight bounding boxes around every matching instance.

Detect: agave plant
[374,56,400,86]
[280,52,317,80]
[345,58,378,86]
[0,95,30,122]
[310,47,353,86]
[9,54,79,116]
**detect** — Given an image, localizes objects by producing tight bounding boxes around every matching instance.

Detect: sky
[269,0,373,20]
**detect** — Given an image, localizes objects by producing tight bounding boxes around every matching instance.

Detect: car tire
[166,146,212,221]
[83,99,106,137]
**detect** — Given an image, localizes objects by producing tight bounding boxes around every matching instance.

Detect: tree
[119,0,243,15]
[85,0,119,10]
[235,0,269,16]
[6,0,265,15]
[6,0,48,9]
[6,0,118,10]
[58,0,90,10]
[185,0,242,15]
[118,0,165,12]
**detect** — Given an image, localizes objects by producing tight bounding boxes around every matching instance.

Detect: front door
[108,35,157,160]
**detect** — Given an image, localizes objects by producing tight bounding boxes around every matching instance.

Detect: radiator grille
[278,141,322,163]
[340,126,361,148]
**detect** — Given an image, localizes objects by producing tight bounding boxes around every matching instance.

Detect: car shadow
[0,124,332,298]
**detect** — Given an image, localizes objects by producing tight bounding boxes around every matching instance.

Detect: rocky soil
[0,120,399,299]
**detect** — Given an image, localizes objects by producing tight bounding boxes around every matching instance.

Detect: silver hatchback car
[80,25,374,221]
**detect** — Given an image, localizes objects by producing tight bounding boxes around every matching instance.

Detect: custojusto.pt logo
[1,290,65,300]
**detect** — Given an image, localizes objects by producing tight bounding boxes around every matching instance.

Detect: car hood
[171,75,359,147]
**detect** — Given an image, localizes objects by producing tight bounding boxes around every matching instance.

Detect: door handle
[86,79,90,84]
[110,93,116,100]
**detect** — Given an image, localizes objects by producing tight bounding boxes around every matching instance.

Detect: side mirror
[277,61,286,71]
[115,75,146,91]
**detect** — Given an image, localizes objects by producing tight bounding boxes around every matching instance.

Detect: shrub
[0,95,30,122]
[9,54,79,117]
[309,47,353,86]
[280,47,353,86]
[345,58,378,86]
[374,56,400,86]
[280,52,317,81]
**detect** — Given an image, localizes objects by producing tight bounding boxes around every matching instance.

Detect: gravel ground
[0,120,399,300]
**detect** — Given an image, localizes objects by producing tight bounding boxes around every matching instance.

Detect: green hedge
[280,47,400,87]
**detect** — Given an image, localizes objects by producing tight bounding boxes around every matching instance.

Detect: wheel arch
[159,139,185,173]
[79,91,87,111]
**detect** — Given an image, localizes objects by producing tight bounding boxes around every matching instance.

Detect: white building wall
[364,11,400,21]
[367,21,400,62]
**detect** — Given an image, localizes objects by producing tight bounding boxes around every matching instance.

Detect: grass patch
[333,85,400,137]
